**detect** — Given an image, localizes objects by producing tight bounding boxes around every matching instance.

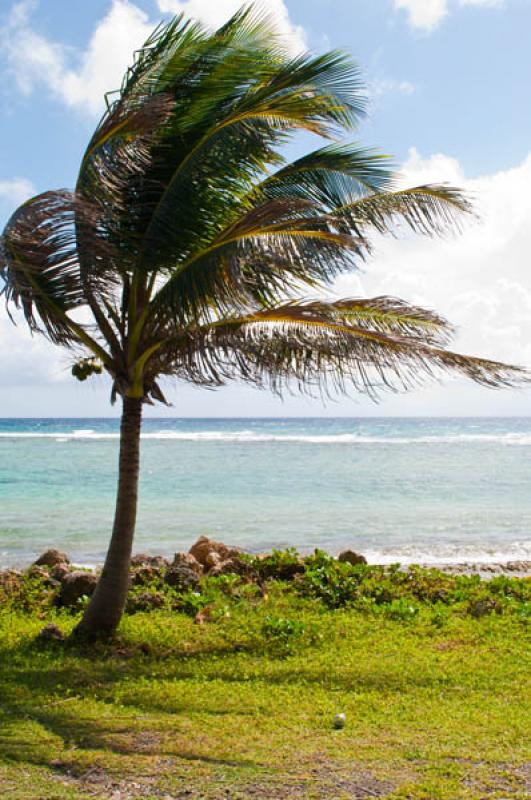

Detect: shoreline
[3,549,530,578]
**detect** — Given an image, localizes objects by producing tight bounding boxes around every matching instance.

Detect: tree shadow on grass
[0,639,268,775]
[0,624,467,784]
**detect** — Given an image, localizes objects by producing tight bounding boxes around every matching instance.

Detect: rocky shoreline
[1,537,529,611]
[416,560,531,577]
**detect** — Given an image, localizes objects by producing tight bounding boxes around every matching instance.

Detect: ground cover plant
[1,553,529,799]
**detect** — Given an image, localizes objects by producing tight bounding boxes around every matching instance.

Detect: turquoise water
[1,417,531,568]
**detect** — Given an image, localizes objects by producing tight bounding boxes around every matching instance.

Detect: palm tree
[0,7,525,639]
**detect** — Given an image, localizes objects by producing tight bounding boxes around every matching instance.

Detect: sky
[0,0,530,417]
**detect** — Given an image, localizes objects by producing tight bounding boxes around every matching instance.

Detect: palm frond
[252,297,455,345]
[156,302,528,399]
[255,143,395,205]
[0,191,112,345]
[119,12,367,269]
[148,219,366,327]
[333,184,473,239]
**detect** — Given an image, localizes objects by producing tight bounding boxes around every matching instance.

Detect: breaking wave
[2,430,531,445]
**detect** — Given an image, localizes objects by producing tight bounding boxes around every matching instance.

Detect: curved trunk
[74,396,143,639]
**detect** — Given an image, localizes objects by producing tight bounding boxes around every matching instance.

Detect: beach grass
[0,571,529,800]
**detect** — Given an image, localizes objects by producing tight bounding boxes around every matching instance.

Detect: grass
[0,564,529,799]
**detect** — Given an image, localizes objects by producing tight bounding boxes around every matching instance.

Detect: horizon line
[2,415,531,421]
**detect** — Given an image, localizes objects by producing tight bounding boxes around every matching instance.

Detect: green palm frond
[333,184,473,239]
[148,222,366,327]
[255,143,395,204]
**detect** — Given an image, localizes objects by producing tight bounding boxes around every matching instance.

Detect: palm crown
[0,7,524,404]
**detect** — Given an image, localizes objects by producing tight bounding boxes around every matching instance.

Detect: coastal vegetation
[0,6,527,639]
[0,545,529,799]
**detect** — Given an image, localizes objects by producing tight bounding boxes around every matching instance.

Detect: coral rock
[58,571,97,607]
[164,565,200,592]
[204,552,222,569]
[33,549,70,568]
[130,554,169,569]
[50,564,71,582]
[131,565,162,586]
[172,552,203,575]
[338,550,367,566]
[189,536,241,567]
[208,557,251,578]
[0,570,22,594]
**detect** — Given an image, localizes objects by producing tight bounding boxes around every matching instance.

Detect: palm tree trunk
[74,396,143,639]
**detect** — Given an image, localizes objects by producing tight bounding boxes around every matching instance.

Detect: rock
[505,560,531,574]
[172,552,203,575]
[207,562,230,578]
[189,536,241,568]
[207,556,252,578]
[33,549,70,568]
[0,570,22,594]
[131,565,162,586]
[127,591,166,613]
[50,564,70,582]
[338,550,367,566]
[130,554,169,569]
[36,623,64,642]
[58,571,97,607]
[164,565,200,592]
[204,552,222,569]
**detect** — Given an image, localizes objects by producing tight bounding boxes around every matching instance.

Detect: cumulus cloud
[0,0,307,115]
[156,0,306,52]
[0,177,36,212]
[0,0,153,116]
[0,313,68,387]
[0,173,63,388]
[393,0,506,30]
[334,149,531,370]
[393,0,449,30]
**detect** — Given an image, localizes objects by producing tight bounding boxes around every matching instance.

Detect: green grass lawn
[0,566,529,799]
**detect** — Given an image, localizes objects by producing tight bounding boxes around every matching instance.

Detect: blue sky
[1,0,530,416]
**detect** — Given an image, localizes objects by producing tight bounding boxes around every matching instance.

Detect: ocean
[1,417,531,569]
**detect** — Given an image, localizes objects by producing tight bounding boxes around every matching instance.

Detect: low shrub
[246,547,304,581]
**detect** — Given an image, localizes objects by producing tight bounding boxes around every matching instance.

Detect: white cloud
[371,78,416,98]
[394,0,506,30]
[393,0,448,31]
[156,0,306,52]
[1,0,153,116]
[0,0,307,116]
[0,177,36,211]
[0,312,68,388]
[460,0,505,7]
[0,175,62,390]
[334,149,531,373]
